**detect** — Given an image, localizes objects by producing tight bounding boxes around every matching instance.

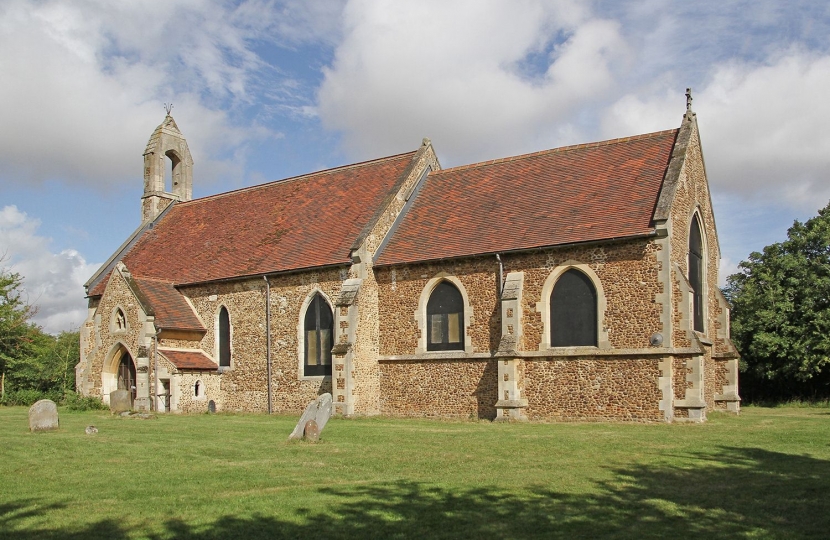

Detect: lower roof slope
[374,130,678,266]
[90,151,417,294]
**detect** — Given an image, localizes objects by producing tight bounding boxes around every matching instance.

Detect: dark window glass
[689,215,704,332]
[427,281,465,351]
[218,307,231,367]
[550,269,598,347]
[304,294,333,376]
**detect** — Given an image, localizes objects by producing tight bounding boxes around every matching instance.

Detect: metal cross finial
[685,88,693,111]
[164,103,173,116]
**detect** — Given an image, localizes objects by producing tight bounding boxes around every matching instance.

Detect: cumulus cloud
[317,0,627,165]
[0,206,99,334]
[602,51,830,212]
[0,0,335,190]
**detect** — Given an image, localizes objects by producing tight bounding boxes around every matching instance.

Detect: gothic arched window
[304,294,333,376]
[218,306,231,368]
[689,214,704,332]
[550,269,598,347]
[427,281,465,351]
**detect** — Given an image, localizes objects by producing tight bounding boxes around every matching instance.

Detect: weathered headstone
[208,400,216,414]
[109,389,131,413]
[289,399,319,440]
[314,393,333,433]
[85,425,98,435]
[289,393,333,441]
[303,419,320,442]
[28,399,59,432]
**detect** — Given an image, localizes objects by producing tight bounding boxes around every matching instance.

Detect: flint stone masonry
[28,400,59,432]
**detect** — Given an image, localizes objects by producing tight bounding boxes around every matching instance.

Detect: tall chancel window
[304,294,333,376]
[427,281,464,351]
[689,214,704,332]
[218,306,231,368]
[550,269,598,347]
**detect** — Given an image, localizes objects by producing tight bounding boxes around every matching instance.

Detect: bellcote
[141,114,194,223]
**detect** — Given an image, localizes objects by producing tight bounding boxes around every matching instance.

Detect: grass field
[1,406,828,539]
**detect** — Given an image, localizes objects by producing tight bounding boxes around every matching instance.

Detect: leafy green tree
[0,267,39,397]
[725,202,830,401]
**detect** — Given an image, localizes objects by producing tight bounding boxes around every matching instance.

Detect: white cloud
[0,0,304,190]
[601,50,830,213]
[317,0,626,165]
[0,206,99,334]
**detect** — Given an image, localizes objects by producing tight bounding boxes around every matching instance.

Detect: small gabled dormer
[141,112,193,223]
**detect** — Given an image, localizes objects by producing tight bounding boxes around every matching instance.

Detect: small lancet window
[689,214,704,332]
[165,150,180,193]
[114,308,126,331]
[194,380,203,398]
[550,269,598,347]
[218,307,231,368]
[304,294,333,376]
[426,281,465,351]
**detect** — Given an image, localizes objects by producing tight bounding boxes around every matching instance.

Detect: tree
[725,201,830,401]
[0,266,39,397]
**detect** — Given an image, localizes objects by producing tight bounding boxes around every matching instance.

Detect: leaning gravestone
[28,399,59,432]
[288,393,334,441]
[109,389,131,414]
[314,393,333,434]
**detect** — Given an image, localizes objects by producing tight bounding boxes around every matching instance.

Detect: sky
[1,0,828,334]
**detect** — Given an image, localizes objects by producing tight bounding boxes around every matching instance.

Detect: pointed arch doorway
[102,346,137,406]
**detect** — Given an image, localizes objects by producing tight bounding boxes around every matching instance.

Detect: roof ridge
[434,129,679,175]
[179,150,418,206]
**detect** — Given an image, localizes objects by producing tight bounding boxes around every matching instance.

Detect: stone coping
[378,347,706,362]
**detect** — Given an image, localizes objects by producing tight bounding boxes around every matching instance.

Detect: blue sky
[1,0,828,333]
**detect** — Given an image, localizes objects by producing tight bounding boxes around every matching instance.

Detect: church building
[77,97,740,422]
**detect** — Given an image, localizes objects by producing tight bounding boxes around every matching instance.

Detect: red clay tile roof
[133,277,205,332]
[159,349,217,371]
[375,130,678,266]
[106,151,417,287]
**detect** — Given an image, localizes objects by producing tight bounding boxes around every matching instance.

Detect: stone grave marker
[28,399,59,432]
[109,389,131,413]
[85,425,98,435]
[208,400,216,414]
[314,393,333,433]
[289,399,319,440]
[303,419,320,442]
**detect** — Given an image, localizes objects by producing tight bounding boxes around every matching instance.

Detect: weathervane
[164,102,173,116]
[685,88,693,111]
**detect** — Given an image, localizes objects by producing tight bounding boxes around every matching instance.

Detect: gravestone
[85,425,98,435]
[109,389,131,413]
[28,399,59,432]
[289,400,319,440]
[314,393,333,433]
[208,400,216,414]
[289,393,333,441]
[303,419,320,442]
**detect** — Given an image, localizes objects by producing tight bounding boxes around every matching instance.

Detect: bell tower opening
[141,112,194,224]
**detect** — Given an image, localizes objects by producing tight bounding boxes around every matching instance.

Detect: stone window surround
[193,378,205,400]
[415,273,474,354]
[297,289,334,381]
[537,261,610,351]
[109,305,129,335]
[214,304,233,372]
[686,207,709,336]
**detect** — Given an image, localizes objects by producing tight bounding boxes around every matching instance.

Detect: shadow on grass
[2,446,828,539]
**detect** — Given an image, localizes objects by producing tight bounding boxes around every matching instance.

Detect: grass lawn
[1,406,828,539]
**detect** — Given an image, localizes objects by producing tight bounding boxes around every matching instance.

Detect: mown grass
[1,406,829,539]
